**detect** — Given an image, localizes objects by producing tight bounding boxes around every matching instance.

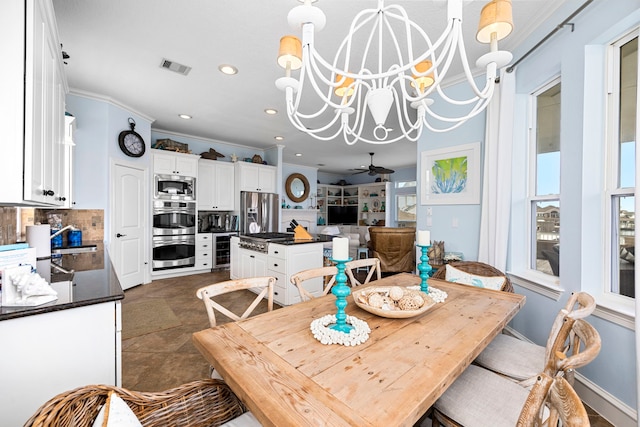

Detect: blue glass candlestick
[417,245,432,293]
[330,257,353,333]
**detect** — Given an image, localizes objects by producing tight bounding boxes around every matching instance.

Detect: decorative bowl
[352,286,436,318]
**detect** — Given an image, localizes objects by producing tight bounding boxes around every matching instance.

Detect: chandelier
[276,0,513,145]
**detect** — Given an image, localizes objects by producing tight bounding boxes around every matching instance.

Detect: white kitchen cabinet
[198,160,235,210]
[230,242,323,305]
[59,115,75,207]
[195,233,213,270]
[238,248,268,279]
[0,0,69,206]
[235,162,277,193]
[0,302,120,427]
[152,149,199,177]
[230,236,240,279]
[267,242,323,306]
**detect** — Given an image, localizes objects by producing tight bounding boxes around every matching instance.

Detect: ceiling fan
[352,153,395,176]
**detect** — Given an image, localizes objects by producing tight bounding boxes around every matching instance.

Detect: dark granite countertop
[239,234,332,246]
[272,235,331,246]
[0,247,123,321]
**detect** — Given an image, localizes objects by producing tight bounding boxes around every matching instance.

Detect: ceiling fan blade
[351,169,369,175]
[372,166,395,174]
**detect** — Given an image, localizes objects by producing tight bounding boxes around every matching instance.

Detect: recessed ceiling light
[218,64,238,75]
[274,136,284,141]
[264,108,278,115]
[295,153,302,157]
[178,114,192,119]
[360,165,366,168]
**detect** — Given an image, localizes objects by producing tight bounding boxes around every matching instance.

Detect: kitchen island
[0,248,123,426]
[231,234,331,305]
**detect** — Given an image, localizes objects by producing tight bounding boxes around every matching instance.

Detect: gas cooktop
[241,232,294,241]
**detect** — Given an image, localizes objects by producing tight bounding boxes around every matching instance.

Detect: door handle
[116,233,127,238]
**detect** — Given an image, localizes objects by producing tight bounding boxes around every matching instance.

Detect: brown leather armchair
[368,227,416,273]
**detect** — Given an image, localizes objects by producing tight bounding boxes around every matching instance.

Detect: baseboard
[150,267,218,280]
[503,326,638,426]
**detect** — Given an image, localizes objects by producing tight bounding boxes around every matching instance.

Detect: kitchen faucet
[50,224,78,239]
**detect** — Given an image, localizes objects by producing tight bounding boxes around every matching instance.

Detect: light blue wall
[65,96,109,209]
[415,79,486,260]
[282,163,318,209]
[66,94,153,242]
[406,0,639,413]
[508,0,640,412]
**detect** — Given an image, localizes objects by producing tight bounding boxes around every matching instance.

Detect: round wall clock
[118,117,146,157]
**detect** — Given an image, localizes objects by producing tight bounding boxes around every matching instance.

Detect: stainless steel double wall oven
[152,200,196,271]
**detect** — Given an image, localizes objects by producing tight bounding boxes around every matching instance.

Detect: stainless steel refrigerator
[240,191,280,234]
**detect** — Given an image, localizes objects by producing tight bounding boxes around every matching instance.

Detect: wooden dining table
[192,273,526,427]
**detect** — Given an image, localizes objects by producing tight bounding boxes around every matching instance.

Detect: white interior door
[111,162,147,290]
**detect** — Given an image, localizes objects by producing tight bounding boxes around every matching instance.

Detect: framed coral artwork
[420,142,480,205]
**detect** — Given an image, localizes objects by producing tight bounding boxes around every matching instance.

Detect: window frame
[526,77,562,283]
[602,29,638,306]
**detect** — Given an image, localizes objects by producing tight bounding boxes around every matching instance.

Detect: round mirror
[285,173,310,203]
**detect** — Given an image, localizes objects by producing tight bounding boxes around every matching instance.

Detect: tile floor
[122,270,613,427]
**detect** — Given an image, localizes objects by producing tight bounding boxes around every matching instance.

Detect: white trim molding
[508,272,563,300]
[593,305,635,331]
[69,89,155,122]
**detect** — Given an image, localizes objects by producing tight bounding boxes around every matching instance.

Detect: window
[394,181,416,227]
[529,80,561,277]
[606,31,637,299]
[396,194,416,222]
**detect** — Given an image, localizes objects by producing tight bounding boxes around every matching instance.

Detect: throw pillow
[445,264,506,291]
[92,391,142,427]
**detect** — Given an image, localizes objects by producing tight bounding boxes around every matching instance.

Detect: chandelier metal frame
[276,0,513,145]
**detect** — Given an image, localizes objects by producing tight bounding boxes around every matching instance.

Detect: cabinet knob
[43,189,55,196]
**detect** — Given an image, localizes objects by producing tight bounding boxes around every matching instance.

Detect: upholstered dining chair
[368,227,416,273]
[25,379,256,427]
[431,261,514,293]
[474,292,597,387]
[196,276,276,328]
[290,266,338,302]
[345,258,381,286]
[431,367,589,427]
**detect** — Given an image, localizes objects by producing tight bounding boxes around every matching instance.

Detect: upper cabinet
[152,149,199,177]
[235,162,277,193]
[0,0,69,206]
[198,160,235,211]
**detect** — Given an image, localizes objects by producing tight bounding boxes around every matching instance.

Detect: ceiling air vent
[160,58,191,76]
